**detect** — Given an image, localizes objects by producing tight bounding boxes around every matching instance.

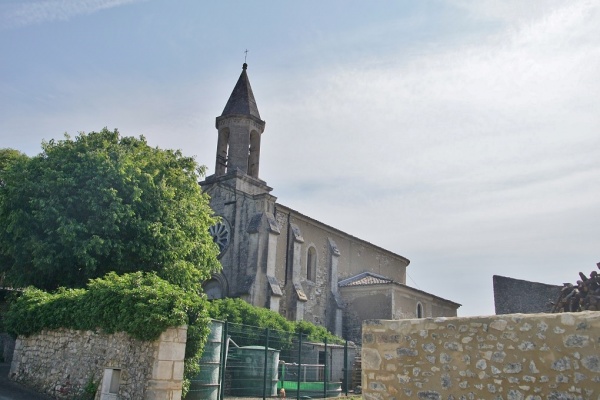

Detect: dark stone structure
[493,275,561,314]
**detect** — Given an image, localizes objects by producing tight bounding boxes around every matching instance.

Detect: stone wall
[362,312,600,399]
[9,326,187,400]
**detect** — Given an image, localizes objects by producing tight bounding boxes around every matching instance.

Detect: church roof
[339,271,462,307]
[338,272,395,287]
[221,63,261,119]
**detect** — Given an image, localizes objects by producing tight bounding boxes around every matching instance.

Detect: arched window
[203,279,223,300]
[215,128,230,175]
[248,130,261,178]
[202,274,228,300]
[306,246,317,281]
[416,302,424,319]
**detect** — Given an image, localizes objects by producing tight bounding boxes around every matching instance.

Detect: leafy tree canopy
[0,148,27,170]
[0,148,27,188]
[0,129,220,290]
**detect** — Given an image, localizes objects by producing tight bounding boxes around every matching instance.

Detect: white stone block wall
[362,312,600,399]
[9,326,187,400]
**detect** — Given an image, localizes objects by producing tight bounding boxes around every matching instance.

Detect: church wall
[340,285,459,344]
[204,185,240,297]
[205,180,276,305]
[272,210,292,318]
[392,287,458,320]
[274,205,410,333]
[274,205,408,282]
[393,291,424,320]
[273,207,331,327]
[340,286,394,344]
[430,301,460,318]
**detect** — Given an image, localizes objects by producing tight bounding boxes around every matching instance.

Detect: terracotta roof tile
[338,272,394,287]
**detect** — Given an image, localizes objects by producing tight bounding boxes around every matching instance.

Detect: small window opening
[109,370,121,394]
[101,368,121,399]
[306,247,317,281]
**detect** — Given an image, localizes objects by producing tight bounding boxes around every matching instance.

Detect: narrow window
[417,303,423,319]
[215,128,230,175]
[306,246,317,281]
[248,130,260,178]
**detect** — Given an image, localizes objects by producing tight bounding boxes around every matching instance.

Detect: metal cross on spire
[244,49,248,63]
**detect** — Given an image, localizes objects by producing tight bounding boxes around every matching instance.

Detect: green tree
[0,148,29,279]
[0,129,220,290]
[0,148,27,170]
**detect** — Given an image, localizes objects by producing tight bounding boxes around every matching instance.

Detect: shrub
[206,298,344,345]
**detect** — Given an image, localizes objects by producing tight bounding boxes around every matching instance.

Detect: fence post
[297,332,302,400]
[220,320,228,400]
[323,337,328,398]
[263,327,270,400]
[343,340,348,396]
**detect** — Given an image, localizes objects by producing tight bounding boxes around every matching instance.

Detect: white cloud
[257,0,600,315]
[450,0,571,24]
[1,0,597,316]
[265,0,599,182]
[0,0,146,29]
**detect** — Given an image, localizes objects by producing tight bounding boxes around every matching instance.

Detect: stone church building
[200,64,460,343]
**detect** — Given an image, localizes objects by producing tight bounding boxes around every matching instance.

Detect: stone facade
[362,311,600,399]
[200,64,460,344]
[9,326,187,400]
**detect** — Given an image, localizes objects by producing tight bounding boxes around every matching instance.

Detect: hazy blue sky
[1,0,599,317]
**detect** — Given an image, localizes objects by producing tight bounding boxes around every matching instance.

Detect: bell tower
[201,63,282,313]
[214,62,265,179]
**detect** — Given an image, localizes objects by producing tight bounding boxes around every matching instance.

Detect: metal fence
[188,320,359,399]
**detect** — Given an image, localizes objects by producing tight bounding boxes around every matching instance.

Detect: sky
[1,0,599,317]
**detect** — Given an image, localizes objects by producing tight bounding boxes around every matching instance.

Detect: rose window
[209,222,230,255]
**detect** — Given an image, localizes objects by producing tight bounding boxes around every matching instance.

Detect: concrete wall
[9,326,187,400]
[362,312,600,400]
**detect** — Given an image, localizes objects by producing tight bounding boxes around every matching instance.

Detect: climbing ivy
[4,272,210,396]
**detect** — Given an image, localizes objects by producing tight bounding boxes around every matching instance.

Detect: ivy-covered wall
[10,326,187,400]
[362,311,600,400]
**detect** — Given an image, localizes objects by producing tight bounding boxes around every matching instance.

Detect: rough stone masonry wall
[9,326,187,400]
[362,312,600,400]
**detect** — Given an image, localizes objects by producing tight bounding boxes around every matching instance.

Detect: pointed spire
[221,63,261,119]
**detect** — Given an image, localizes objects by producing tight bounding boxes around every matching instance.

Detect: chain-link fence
[188,320,360,399]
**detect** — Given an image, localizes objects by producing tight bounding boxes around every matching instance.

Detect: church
[200,63,460,344]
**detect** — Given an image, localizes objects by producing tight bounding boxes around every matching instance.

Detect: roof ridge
[338,271,394,287]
